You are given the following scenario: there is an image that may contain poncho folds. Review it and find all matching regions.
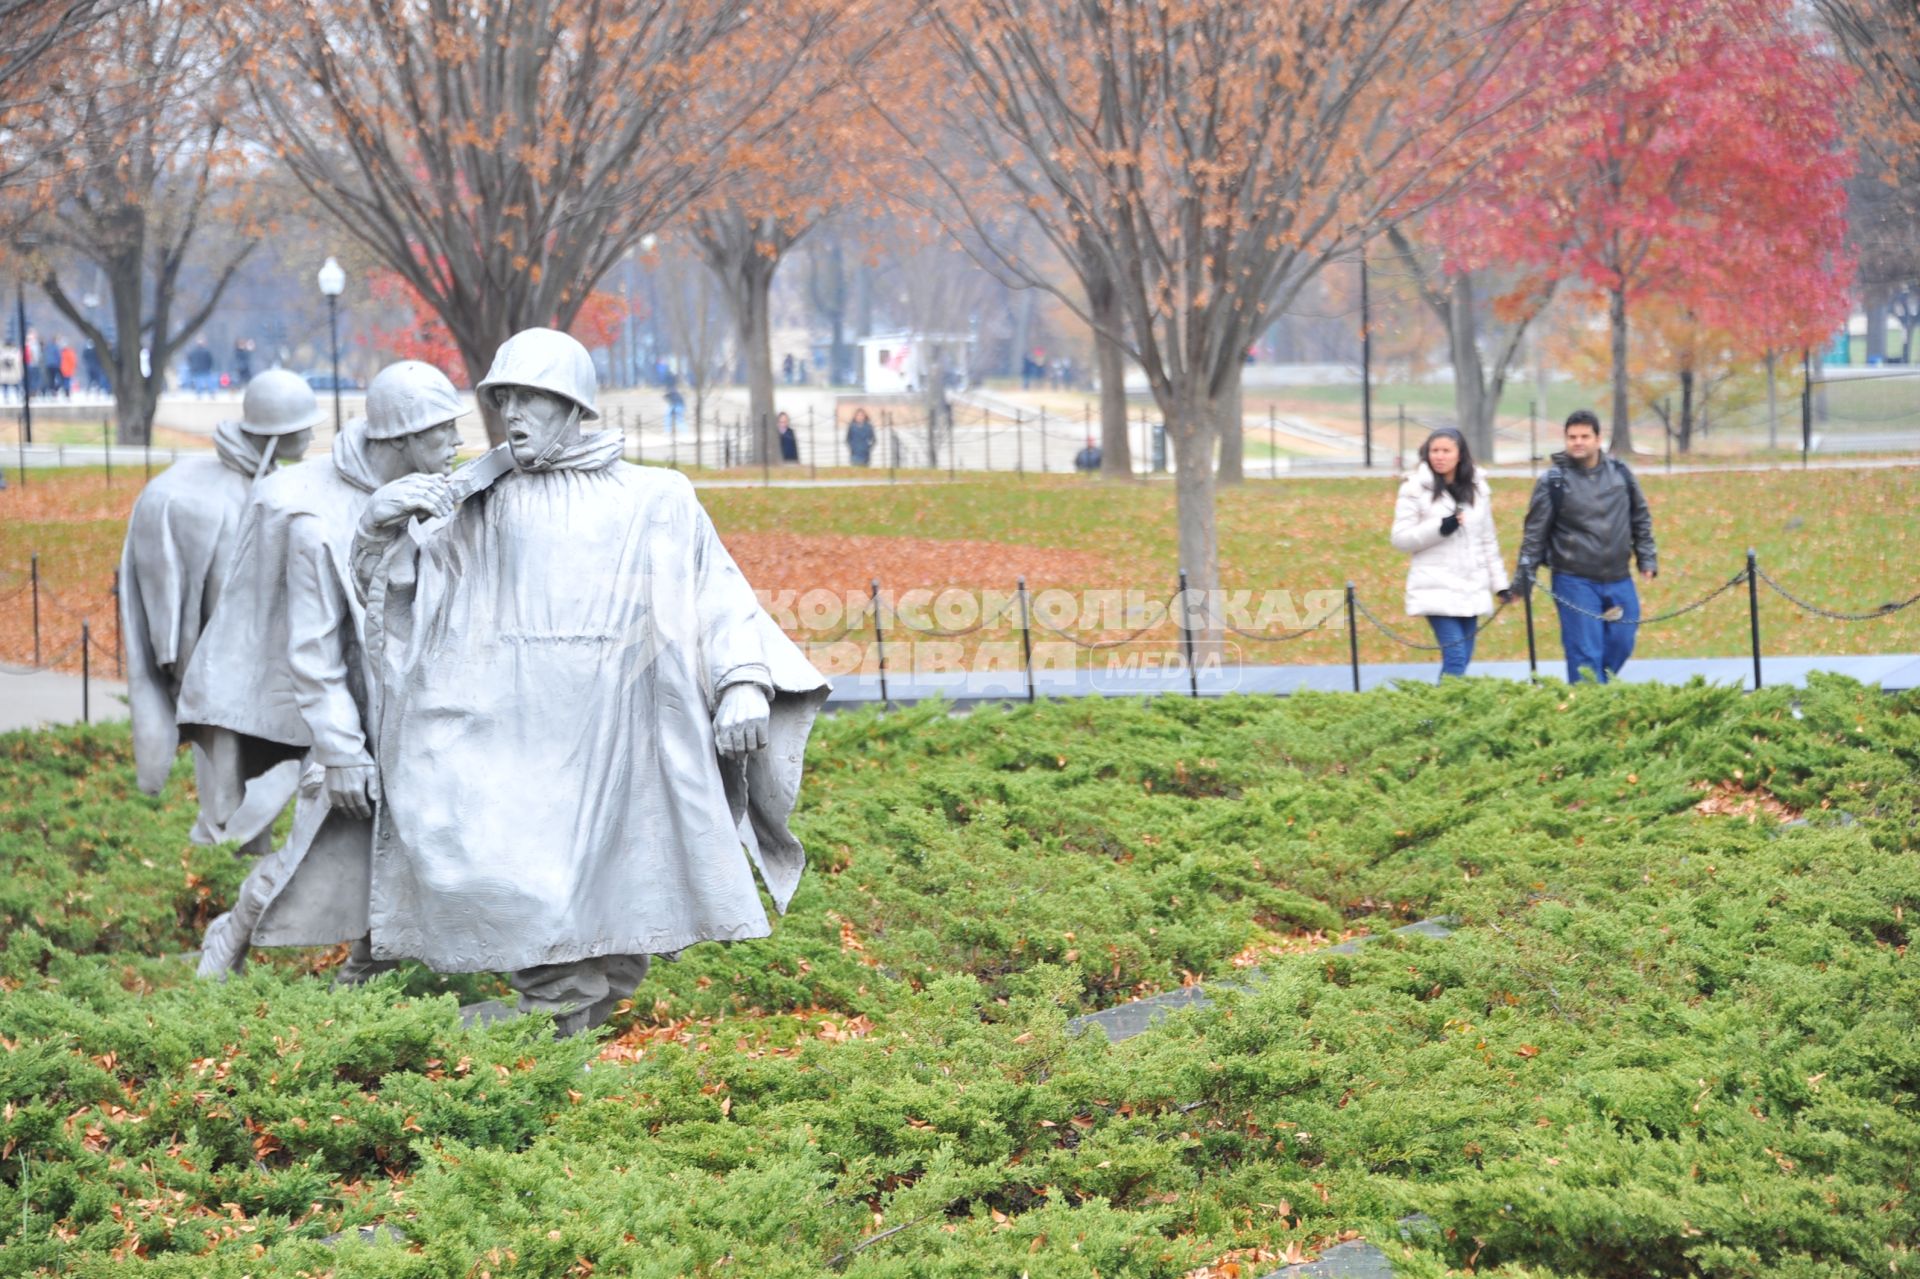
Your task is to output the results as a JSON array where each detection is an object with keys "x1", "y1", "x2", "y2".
[
  {"x1": 120, "y1": 420, "x2": 276, "y2": 796},
  {"x1": 349, "y1": 433, "x2": 829, "y2": 973},
  {"x1": 177, "y1": 419, "x2": 382, "y2": 765}
]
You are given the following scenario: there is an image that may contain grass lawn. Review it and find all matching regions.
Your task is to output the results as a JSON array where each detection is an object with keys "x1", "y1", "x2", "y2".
[
  {"x1": 1, "y1": 680, "x2": 1916, "y2": 1276},
  {"x1": 4, "y1": 465, "x2": 1917, "y2": 676}
]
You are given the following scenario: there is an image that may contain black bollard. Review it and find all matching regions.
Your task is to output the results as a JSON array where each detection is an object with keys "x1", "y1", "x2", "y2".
[
  {"x1": 1746, "y1": 548, "x2": 1762, "y2": 691},
  {"x1": 1017, "y1": 575, "x2": 1034, "y2": 703}
]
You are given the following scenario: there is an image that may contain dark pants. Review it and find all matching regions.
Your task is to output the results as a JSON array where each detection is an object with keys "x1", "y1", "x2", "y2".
[
  {"x1": 1426, "y1": 615, "x2": 1477, "y2": 678},
  {"x1": 1552, "y1": 572, "x2": 1639, "y2": 684}
]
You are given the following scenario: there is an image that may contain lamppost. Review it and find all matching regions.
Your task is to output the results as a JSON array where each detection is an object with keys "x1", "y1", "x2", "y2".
[{"x1": 316, "y1": 256, "x2": 346, "y2": 434}]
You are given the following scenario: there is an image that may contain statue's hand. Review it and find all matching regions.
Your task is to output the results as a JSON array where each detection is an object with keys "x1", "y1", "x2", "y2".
[
  {"x1": 325, "y1": 764, "x2": 381, "y2": 819},
  {"x1": 713, "y1": 684, "x2": 771, "y2": 758},
  {"x1": 365, "y1": 474, "x2": 454, "y2": 530}
]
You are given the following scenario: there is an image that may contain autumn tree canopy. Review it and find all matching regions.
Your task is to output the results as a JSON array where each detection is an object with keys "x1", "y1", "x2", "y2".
[
  {"x1": 6, "y1": 1, "x2": 266, "y2": 444},
  {"x1": 890, "y1": 0, "x2": 1549, "y2": 624},
  {"x1": 230, "y1": 0, "x2": 835, "y2": 443},
  {"x1": 1425, "y1": 0, "x2": 1852, "y2": 454}
]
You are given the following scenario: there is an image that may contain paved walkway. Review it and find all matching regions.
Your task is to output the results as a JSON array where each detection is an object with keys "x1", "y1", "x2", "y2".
[
  {"x1": 7, "y1": 654, "x2": 1915, "y2": 734},
  {"x1": 0, "y1": 664, "x2": 128, "y2": 731}
]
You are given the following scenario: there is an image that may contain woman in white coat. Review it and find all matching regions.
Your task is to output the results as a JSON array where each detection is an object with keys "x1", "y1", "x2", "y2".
[{"x1": 1390, "y1": 428, "x2": 1510, "y2": 678}]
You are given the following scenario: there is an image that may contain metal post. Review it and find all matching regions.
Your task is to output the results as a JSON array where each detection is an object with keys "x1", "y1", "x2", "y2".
[
  {"x1": 1269, "y1": 404, "x2": 1277, "y2": 480},
  {"x1": 1017, "y1": 575, "x2": 1034, "y2": 703},
  {"x1": 111, "y1": 567, "x2": 122, "y2": 677},
  {"x1": 1344, "y1": 582, "x2": 1360, "y2": 692},
  {"x1": 948, "y1": 406, "x2": 956, "y2": 482},
  {"x1": 1800, "y1": 349, "x2": 1812, "y2": 467},
  {"x1": 15, "y1": 277, "x2": 32, "y2": 446},
  {"x1": 870, "y1": 578, "x2": 889, "y2": 708},
  {"x1": 1360, "y1": 248, "x2": 1373, "y2": 468},
  {"x1": 888, "y1": 414, "x2": 897, "y2": 484},
  {"x1": 1016, "y1": 410, "x2": 1025, "y2": 477},
  {"x1": 81, "y1": 618, "x2": 90, "y2": 722},
  {"x1": 1177, "y1": 568, "x2": 1198, "y2": 699},
  {"x1": 31, "y1": 551, "x2": 41, "y2": 666},
  {"x1": 1529, "y1": 400, "x2": 1538, "y2": 477},
  {"x1": 102, "y1": 418, "x2": 110, "y2": 485},
  {"x1": 1664, "y1": 397, "x2": 1672, "y2": 473},
  {"x1": 1038, "y1": 409, "x2": 1048, "y2": 473},
  {"x1": 1523, "y1": 589, "x2": 1538, "y2": 679},
  {"x1": 1746, "y1": 548, "x2": 1762, "y2": 691},
  {"x1": 808, "y1": 406, "x2": 817, "y2": 480},
  {"x1": 762, "y1": 413, "x2": 770, "y2": 488},
  {"x1": 326, "y1": 293, "x2": 342, "y2": 437}
]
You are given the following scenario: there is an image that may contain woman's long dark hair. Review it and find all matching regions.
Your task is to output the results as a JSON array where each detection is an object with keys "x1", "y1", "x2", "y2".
[{"x1": 1419, "y1": 427, "x2": 1477, "y2": 506}]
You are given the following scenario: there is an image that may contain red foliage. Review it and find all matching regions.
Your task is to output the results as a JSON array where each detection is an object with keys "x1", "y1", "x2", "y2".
[
  {"x1": 360, "y1": 267, "x2": 639, "y2": 383},
  {"x1": 1426, "y1": 0, "x2": 1853, "y2": 354}
]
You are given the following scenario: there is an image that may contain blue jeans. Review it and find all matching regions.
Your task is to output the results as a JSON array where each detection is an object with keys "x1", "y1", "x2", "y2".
[
  {"x1": 1551, "y1": 572, "x2": 1639, "y2": 683},
  {"x1": 1427, "y1": 615, "x2": 1476, "y2": 678}
]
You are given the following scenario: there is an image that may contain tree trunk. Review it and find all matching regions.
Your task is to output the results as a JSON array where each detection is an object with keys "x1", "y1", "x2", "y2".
[
  {"x1": 1765, "y1": 350, "x2": 1778, "y2": 449},
  {"x1": 1214, "y1": 366, "x2": 1245, "y2": 485},
  {"x1": 1608, "y1": 286, "x2": 1634, "y2": 455},
  {"x1": 1169, "y1": 409, "x2": 1222, "y2": 655},
  {"x1": 1446, "y1": 274, "x2": 1494, "y2": 460},
  {"x1": 1676, "y1": 366, "x2": 1694, "y2": 453},
  {"x1": 1090, "y1": 285, "x2": 1132, "y2": 479},
  {"x1": 738, "y1": 265, "x2": 777, "y2": 464},
  {"x1": 1863, "y1": 283, "x2": 1889, "y2": 364}
]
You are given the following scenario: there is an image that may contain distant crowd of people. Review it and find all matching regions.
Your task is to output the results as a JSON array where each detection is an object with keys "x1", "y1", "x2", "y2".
[{"x1": 0, "y1": 329, "x2": 109, "y2": 401}]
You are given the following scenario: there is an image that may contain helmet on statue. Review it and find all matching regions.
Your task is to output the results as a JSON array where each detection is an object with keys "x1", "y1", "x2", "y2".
[
  {"x1": 474, "y1": 328, "x2": 599, "y2": 421},
  {"x1": 365, "y1": 360, "x2": 468, "y2": 440},
  {"x1": 239, "y1": 369, "x2": 324, "y2": 436}
]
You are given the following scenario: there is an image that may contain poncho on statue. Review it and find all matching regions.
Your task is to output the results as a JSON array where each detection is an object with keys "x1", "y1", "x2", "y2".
[{"x1": 352, "y1": 433, "x2": 828, "y2": 973}]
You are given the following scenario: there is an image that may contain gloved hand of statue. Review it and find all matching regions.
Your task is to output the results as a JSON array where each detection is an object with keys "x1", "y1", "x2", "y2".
[
  {"x1": 365, "y1": 473, "x2": 454, "y2": 530},
  {"x1": 714, "y1": 683, "x2": 771, "y2": 758},
  {"x1": 326, "y1": 763, "x2": 381, "y2": 819}
]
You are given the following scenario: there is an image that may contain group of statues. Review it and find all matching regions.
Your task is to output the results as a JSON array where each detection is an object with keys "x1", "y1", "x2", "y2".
[{"x1": 121, "y1": 329, "x2": 827, "y2": 1036}]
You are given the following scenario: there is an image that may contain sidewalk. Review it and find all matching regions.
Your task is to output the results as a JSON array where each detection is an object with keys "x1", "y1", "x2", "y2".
[
  {"x1": 0, "y1": 664, "x2": 128, "y2": 731},
  {"x1": 8, "y1": 655, "x2": 1914, "y2": 735}
]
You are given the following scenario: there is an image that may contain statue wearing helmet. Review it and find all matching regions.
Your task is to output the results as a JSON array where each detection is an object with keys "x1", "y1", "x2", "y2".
[
  {"x1": 180, "y1": 361, "x2": 469, "y2": 979},
  {"x1": 238, "y1": 327, "x2": 828, "y2": 1036},
  {"x1": 119, "y1": 368, "x2": 321, "y2": 854}
]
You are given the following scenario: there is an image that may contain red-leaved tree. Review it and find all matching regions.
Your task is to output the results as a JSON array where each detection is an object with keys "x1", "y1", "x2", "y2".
[{"x1": 1424, "y1": 0, "x2": 1853, "y2": 454}]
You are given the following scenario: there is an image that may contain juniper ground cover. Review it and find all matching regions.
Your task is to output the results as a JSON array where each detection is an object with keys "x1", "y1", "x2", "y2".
[{"x1": 2, "y1": 675, "x2": 1916, "y2": 1277}]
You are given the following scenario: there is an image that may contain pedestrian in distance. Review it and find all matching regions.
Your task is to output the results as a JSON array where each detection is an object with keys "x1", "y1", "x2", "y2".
[
  {"x1": 776, "y1": 410, "x2": 799, "y2": 463},
  {"x1": 1390, "y1": 427, "x2": 1509, "y2": 679},
  {"x1": 1510, "y1": 409, "x2": 1658, "y2": 684},
  {"x1": 846, "y1": 408, "x2": 876, "y2": 466}
]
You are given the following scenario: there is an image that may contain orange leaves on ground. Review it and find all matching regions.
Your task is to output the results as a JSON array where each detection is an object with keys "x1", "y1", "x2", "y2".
[
  {"x1": 1691, "y1": 779, "x2": 1802, "y2": 823},
  {"x1": 721, "y1": 531, "x2": 1113, "y2": 595}
]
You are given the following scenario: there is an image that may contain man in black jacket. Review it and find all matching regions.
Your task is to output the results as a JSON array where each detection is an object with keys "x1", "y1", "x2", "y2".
[{"x1": 1508, "y1": 410, "x2": 1658, "y2": 683}]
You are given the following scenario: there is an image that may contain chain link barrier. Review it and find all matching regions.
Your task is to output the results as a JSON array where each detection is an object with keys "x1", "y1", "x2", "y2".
[
  {"x1": 883, "y1": 594, "x2": 1022, "y2": 639},
  {"x1": 1223, "y1": 618, "x2": 1328, "y2": 644},
  {"x1": 1539, "y1": 569, "x2": 1749, "y2": 626},
  {"x1": 0, "y1": 635, "x2": 84, "y2": 674},
  {"x1": 1754, "y1": 565, "x2": 1920, "y2": 622},
  {"x1": 1350, "y1": 593, "x2": 1511, "y2": 651},
  {"x1": 1029, "y1": 593, "x2": 1177, "y2": 650}
]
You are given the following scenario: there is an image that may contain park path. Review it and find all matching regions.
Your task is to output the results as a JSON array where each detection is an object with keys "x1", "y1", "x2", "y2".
[{"x1": 10, "y1": 653, "x2": 1916, "y2": 735}]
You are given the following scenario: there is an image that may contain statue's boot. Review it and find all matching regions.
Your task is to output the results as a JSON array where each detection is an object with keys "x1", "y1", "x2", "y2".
[{"x1": 197, "y1": 911, "x2": 251, "y2": 980}]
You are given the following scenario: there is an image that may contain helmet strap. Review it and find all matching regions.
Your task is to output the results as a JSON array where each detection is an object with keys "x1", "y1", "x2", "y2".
[{"x1": 252, "y1": 434, "x2": 278, "y2": 481}]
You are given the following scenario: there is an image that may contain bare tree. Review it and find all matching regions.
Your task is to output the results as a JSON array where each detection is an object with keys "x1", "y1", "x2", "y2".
[
  {"x1": 236, "y1": 0, "x2": 826, "y2": 443},
  {"x1": 891, "y1": 0, "x2": 1539, "y2": 627},
  {"x1": 13, "y1": 3, "x2": 261, "y2": 443},
  {"x1": 1385, "y1": 228, "x2": 1556, "y2": 458},
  {"x1": 650, "y1": 245, "x2": 735, "y2": 467}
]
